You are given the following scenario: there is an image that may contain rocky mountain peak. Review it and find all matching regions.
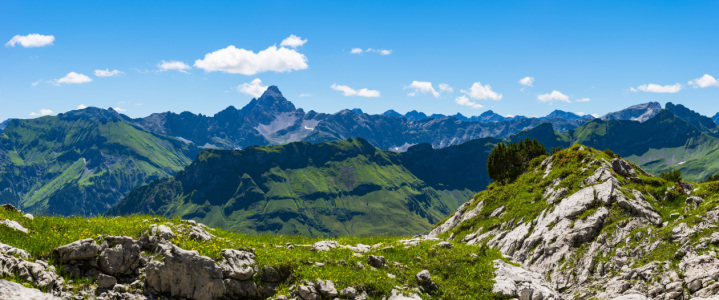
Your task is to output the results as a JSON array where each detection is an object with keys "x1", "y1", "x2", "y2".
[
  {"x1": 239, "y1": 86, "x2": 297, "y2": 125},
  {"x1": 430, "y1": 145, "x2": 719, "y2": 299},
  {"x1": 601, "y1": 102, "x2": 662, "y2": 122}
]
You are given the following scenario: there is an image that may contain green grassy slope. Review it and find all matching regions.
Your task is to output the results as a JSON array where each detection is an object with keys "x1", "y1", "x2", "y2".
[
  {"x1": 0, "y1": 108, "x2": 199, "y2": 215},
  {"x1": 0, "y1": 208, "x2": 504, "y2": 299},
  {"x1": 108, "y1": 137, "x2": 498, "y2": 236}
]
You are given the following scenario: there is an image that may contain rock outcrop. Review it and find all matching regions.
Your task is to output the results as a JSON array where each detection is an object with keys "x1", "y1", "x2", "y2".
[{"x1": 433, "y1": 147, "x2": 719, "y2": 299}]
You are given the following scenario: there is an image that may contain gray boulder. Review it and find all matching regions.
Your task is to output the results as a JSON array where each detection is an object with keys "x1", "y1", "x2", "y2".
[
  {"x1": 611, "y1": 158, "x2": 638, "y2": 178},
  {"x1": 0, "y1": 279, "x2": 60, "y2": 300},
  {"x1": 0, "y1": 242, "x2": 30, "y2": 259},
  {"x1": 316, "y1": 279, "x2": 338, "y2": 298},
  {"x1": 96, "y1": 273, "x2": 117, "y2": 289},
  {"x1": 0, "y1": 254, "x2": 63, "y2": 291},
  {"x1": 0, "y1": 220, "x2": 28, "y2": 233},
  {"x1": 55, "y1": 238, "x2": 100, "y2": 263},
  {"x1": 492, "y1": 259, "x2": 558, "y2": 300},
  {"x1": 145, "y1": 244, "x2": 226, "y2": 300},
  {"x1": 218, "y1": 249, "x2": 255, "y2": 280},
  {"x1": 98, "y1": 236, "x2": 144, "y2": 276},
  {"x1": 150, "y1": 224, "x2": 175, "y2": 240},
  {"x1": 367, "y1": 255, "x2": 386, "y2": 268}
]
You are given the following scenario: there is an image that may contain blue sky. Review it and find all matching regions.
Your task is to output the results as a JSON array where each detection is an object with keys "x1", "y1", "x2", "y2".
[{"x1": 1, "y1": 1, "x2": 718, "y2": 121}]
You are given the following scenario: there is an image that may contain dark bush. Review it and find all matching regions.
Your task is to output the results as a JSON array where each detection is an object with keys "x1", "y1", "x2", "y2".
[
  {"x1": 603, "y1": 148, "x2": 614, "y2": 157},
  {"x1": 659, "y1": 169, "x2": 682, "y2": 183},
  {"x1": 487, "y1": 137, "x2": 546, "y2": 184}
]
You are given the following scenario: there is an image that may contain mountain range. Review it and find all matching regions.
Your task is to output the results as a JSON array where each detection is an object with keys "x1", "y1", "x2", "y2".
[
  {"x1": 1, "y1": 85, "x2": 719, "y2": 222},
  {"x1": 107, "y1": 137, "x2": 499, "y2": 236}
]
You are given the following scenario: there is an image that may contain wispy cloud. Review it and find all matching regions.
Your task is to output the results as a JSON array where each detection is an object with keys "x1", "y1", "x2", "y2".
[
  {"x1": 54, "y1": 72, "x2": 92, "y2": 85},
  {"x1": 406, "y1": 81, "x2": 449, "y2": 98},
  {"x1": 519, "y1": 76, "x2": 534, "y2": 87},
  {"x1": 158, "y1": 60, "x2": 191, "y2": 74},
  {"x1": 6, "y1": 34, "x2": 55, "y2": 47},
  {"x1": 454, "y1": 96, "x2": 483, "y2": 109},
  {"x1": 349, "y1": 48, "x2": 392, "y2": 55},
  {"x1": 630, "y1": 83, "x2": 682, "y2": 93},
  {"x1": 237, "y1": 78, "x2": 268, "y2": 98},
  {"x1": 537, "y1": 90, "x2": 570, "y2": 103},
  {"x1": 94, "y1": 69, "x2": 124, "y2": 77},
  {"x1": 279, "y1": 35, "x2": 307, "y2": 48},
  {"x1": 575, "y1": 97, "x2": 591, "y2": 102},
  {"x1": 331, "y1": 84, "x2": 380, "y2": 97},
  {"x1": 30, "y1": 109, "x2": 54, "y2": 116},
  {"x1": 77, "y1": 104, "x2": 88, "y2": 109}
]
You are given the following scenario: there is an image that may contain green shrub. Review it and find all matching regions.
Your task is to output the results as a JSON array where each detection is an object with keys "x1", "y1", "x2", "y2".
[
  {"x1": 603, "y1": 148, "x2": 614, "y2": 157},
  {"x1": 487, "y1": 137, "x2": 546, "y2": 184},
  {"x1": 703, "y1": 174, "x2": 719, "y2": 183},
  {"x1": 659, "y1": 169, "x2": 682, "y2": 183}
]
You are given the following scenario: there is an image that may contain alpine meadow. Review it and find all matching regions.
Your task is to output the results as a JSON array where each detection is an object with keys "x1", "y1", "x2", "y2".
[{"x1": 1, "y1": 1, "x2": 719, "y2": 299}]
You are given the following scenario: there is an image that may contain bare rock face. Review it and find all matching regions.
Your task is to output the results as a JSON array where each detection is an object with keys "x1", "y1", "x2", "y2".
[
  {"x1": 492, "y1": 260, "x2": 558, "y2": 300},
  {"x1": 218, "y1": 249, "x2": 255, "y2": 280},
  {"x1": 0, "y1": 242, "x2": 30, "y2": 259},
  {"x1": 55, "y1": 238, "x2": 100, "y2": 263},
  {"x1": 0, "y1": 219, "x2": 28, "y2": 233},
  {"x1": 98, "y1": 236, "x2": 145, "y2": 276},
  {"x1": 611, "y1": 158, "x2": 638, "y2": 178},
  {"x1": 0, "y1": 254, "x2": 63, "y2": 291},
  {"x1": 145, "y1": 244, "x2": 226, "y2": 300},
  {"x1": 0, "y1": 279, "x2": 60, "y2": 300}
]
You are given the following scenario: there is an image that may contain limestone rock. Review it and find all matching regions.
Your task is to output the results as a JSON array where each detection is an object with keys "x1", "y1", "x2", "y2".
[
  {"x1": 96, "y1": 273, "x2": 117, "y2": 289},
  {"x1": 611, "y1": 158, "x2": 638, "y2": 178},
  {"x1": 145, "y1": 244, "x2": 226, "y2": 300},
  {"x1": 0, "y1": 219, "x2": 28, "y2": 233},
  {"x1": 491, "y1": 259, "x2": 559, "y2": 300},
  {"x1": 0, "y1": 242, "x2": 30, "y2": 259},
  {"x1": 367, "y1": 255, "x2": 386, "y2": 268},
  {"x1": 218, "y1": 249, "x2": 255, "y2": 280},
  {"x1": 316, "y1": 279, "x2": 338, "y2": 298},
  {"x1": 387, "y1": 288, "x2": 422, "y2": 300},
  {"x1": 150, "y1": 224, "x2": 175, "y2": 240},
  {"x1": 0, "y1": 279, "x2": 60, "y2": 300},
  {"x1": 23, "y1": 214, "x2": 33, "y2": 220},
  {"x1": 312, "y1": 240, "x2": 339, "y2": 251},
  {"x1": 0, "y1": 254, "x2": 63, "y2": 291},
  {"x1": 55, "y1": 238, "x2": 100, "y2": 263},
  {"x1": 98, "y1": 236, "x2": 144, "y2": 276}
]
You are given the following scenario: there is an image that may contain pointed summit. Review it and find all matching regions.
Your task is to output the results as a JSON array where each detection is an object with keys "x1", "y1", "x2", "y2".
[
  {"x1": 240, "y1": 86, "x2": 297, "y2": 125},
  {"x1": 259, "y1": 85, "x2": 284, "y2": 99}
]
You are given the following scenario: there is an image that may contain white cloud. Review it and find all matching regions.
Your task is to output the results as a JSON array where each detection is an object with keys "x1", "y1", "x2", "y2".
[
  {"x1": 194, "y1": 45, "x2": 308, "y2": 75},
  {"x1": 299, "y1": 93, "x2": 311, "y2": 97},
  {"x1": 29, "y1": 109, "x2": 54, "y2": 116},
  {"x1": 438, "y1": 83, "x2": 453, "y2": 93},
  {"x1": 461, "y1": 82, "x2": 502, "y2": 100},
  {"x1": 77, "y1": 104, "x2": 88, "y2": 109},
  {"x1": 31, "y1": 80, "x2": 41, "y2": 86},
  {"x1": 630, "y1": 83, "x2": 682, "y2": 93},
  {"x1": 94, "y1": 69, "x2": 124, "y2": 77},
  {"x1": 406, "y1": 81, "x2": 440, "y2": 98},
  {"x1": 351, "y1": 48, "x2": 392, "y2": 55},
  {"x1": 331, "y1": 84, "x2": 380, "y2": 97},
  {"x1": 576, "y1": 97, "x2": 591, "y2": 102},
  {"x1": 689, "y1": 74, "x2": 719, "y2": 88},
  {"x1": 454, "y1": 96, "x2": 483, "y2": 109},
  {"x1": 591, "y1": 113, "x2": 599, "y2": 118},
  {"x1": 237, "y1": 78, "x2": 268, "y2": 98},
  {"x1": 6, "y1": 34, "x2": 55, "y2": 47},
  {"x1": 537, "y1": 90, "x2": 570, "y2": 103},
  {"x1": 280, "y1": 35, "x2": 307, "y2": 48},
  {"x1": 519, "y1": 76, "x2": 535, "y2": 87},
  {"x1": 113, "y1": 107, "x2": 127, "y2": 112},
  {"x1": 55, "y1": 72, "x2": 92, "y2": 85},
  {"x1": 158, "y1": 60, "x2": 191, "y2": 74}
]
